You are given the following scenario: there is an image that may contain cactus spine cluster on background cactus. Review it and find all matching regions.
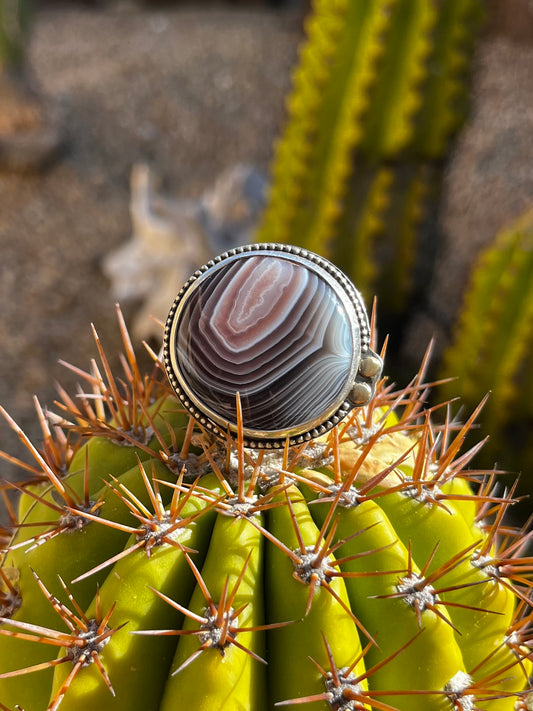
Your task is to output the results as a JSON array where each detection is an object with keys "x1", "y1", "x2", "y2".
[
  {"x1": 0, "y1": 307, "x2": 532, "y2": 710},
  {"x1": 256, "y1": 0, "x2": 484, "y2": 316}
]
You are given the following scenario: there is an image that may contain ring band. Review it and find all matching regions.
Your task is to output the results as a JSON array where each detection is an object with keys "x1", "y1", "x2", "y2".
[{"x1": 163, "y1": 243, "x2": 383, "y2": 449}]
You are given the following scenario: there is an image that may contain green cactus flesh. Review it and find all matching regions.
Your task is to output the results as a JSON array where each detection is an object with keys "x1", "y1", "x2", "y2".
[{"x1": 1, "y1": 312, "x2": 532, "y2": 711}]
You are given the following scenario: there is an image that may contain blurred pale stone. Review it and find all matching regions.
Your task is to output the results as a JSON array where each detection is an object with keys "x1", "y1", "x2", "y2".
[{"x1": 102, "y1": 163, "x2": 267, "y2": 341}]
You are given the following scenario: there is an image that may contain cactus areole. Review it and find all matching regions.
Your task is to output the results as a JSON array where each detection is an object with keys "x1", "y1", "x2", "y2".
[{"x1": 0, "y1": 244, "x2": 532, "y2": 711}]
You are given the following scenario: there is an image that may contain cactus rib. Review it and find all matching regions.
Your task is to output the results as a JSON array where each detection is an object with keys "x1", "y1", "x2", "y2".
[{"x1": 0, "y1": 309, "x2": 531, "y2": 710}]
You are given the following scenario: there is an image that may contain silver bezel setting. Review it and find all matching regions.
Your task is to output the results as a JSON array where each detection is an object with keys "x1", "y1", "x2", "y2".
[{"x1": 163, "y1": 243, "x2": 382, "y2": 449}]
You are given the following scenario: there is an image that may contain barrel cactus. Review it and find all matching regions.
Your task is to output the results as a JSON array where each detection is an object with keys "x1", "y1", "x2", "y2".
[{"x1": 1, "y1": 244, "x2": 532, "y2": 711}]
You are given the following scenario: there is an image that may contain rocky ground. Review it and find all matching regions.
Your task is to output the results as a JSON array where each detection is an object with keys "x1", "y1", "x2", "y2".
[
  {"x1": 1, "y1": 2, "x2": 533, "y2": 522},
  {"x1": 0, "y1": 3, "x2": 301, "y2": 497}
]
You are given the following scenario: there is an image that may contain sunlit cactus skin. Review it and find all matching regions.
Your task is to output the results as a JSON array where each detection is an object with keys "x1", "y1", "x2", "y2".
[
  {"x1": 256, "y1": 0, "x2": 484, "y2": 311},
  {"x1": 0, "y1": 311, "x2": 532, "y2": 711}
]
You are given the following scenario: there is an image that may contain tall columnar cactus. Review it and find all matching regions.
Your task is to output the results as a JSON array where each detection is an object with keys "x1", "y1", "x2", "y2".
[
  {"x1": 256, "y1": 0, "x2": 484, "y2": 312},
  {"x1": 440, "y1": 209, "x2": 533, "y2": 468},
  {"x1": 0, "y1": 306, "x2": 532, "y2": 710}
]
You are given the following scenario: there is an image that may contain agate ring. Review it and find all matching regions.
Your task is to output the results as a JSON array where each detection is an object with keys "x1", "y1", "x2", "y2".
[{"x1": 163, "y1": 243, "x2": 383, "y2": 449}]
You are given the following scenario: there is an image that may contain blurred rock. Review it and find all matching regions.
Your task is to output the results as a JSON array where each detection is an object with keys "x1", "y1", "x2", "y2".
[
  {"x1": 102, "y1": 163, "x2": 267, "y2": 341},
  {"x1": 0, "y1": 69, "x2": 64, "y2": 172}
]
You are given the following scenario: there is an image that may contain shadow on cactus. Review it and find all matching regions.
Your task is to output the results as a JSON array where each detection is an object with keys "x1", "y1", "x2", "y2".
[
  {"x1": 256, "y1": 0, "x2": 485, "y2": 343},
  {"x1": 1, "y1": 294, "x2": 532, "y2": 708}
]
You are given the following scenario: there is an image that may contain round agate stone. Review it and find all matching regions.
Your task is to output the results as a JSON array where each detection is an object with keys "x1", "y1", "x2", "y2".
[{"x1": 164, "y1": 245, "x2": 373, "y2": 446}]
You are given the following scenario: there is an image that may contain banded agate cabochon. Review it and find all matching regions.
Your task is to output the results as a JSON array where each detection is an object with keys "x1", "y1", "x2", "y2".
[{"x1": 168, "y1": 250, "x2": 361, "y2": 437}]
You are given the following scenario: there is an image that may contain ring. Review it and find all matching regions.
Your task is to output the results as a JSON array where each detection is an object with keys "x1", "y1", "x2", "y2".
[{"x1": 163, "y1": 243, "x2": 383, "y2": 449}]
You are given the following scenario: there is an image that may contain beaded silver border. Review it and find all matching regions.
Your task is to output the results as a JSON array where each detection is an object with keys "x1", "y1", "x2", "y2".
[{"x1": 163, "y1": 243, "x2": 382, "y2": 449}]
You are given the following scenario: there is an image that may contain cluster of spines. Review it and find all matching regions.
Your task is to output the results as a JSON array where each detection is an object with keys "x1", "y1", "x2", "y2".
[
  {"x1": 440, "y1": 209, "x2": 533, "y2": 454},
  {"x1": 0, "y1": 311, "x2": 532, "y2": 710},
  {"x1": 256, "y1": 0, "x2": 484, "y2": 309}
]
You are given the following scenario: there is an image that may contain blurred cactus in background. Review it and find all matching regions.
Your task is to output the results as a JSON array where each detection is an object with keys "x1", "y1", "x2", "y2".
[
  {"x1": 256, "y1": 0, "x2": 484, "y2": 340},
  {"x1": 0, "y1": 0, "x2": 34, "y2": 70},
  {"x1": 440, "y1": 209, "x2": 533, "y2": 480}
]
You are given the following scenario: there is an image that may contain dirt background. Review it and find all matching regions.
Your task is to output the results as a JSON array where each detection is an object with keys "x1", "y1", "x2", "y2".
[
  {"x1": 1, "y1": 1, "x2": 533, "y2": 515},
  {"x1": 0, "y1": 2, "x2": 302, "y2": 492}
]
